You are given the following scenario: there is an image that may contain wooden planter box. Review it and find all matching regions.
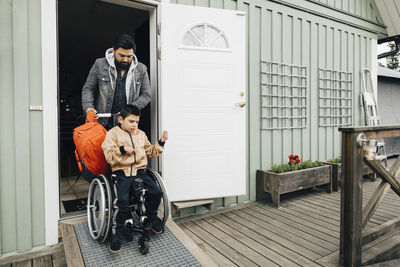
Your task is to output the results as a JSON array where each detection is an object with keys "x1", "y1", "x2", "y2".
[
  {"x1": 256, "y1": 165, "x2": 332, "y2": 208},
  {"x1": 324, "y1": 161, "x2": 375, "y2": 192}
]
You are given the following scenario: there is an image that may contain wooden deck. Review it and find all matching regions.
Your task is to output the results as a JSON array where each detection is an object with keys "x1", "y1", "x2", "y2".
[
  {"x1": 177, "y1": 178, "x2": 400, "y2": 266},
  {"x1": 0, "y1": 244, "x2": 66, "y2": 267}
]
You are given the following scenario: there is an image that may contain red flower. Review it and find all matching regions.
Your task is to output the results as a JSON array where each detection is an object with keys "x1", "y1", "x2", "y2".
[
  {"x1": 289, "y1": 154, "x2": 294, "y2": 159},
  {"x1": 294, "y1": 155, "x2": 301, "y2": 164}
]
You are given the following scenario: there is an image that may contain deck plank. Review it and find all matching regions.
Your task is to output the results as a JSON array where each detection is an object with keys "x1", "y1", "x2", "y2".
[
  {"x1": 13, "y1": 261, "x2": 31, "y2": 267},
  {"x1": 194, "y1": 219, "x2": 279, "y2": 266},
  {"x1": 226, "y1": 211, "x2": 322, "y2": 260},
  {"x1": 237, "y1": 208, "x2": 337, "y2": 252},
  {"x1": 216, "y1": 213, "x2": 322, "y2": 267},
  {"x1": 181, "y1": 221, "x2": 258, "y2": 267},
  {"x1": 205, "y1": 215, "x2": 301, "y2": 267},
  {"x1": 32, "y1": 256, "x2": 52, "y2": 267},
  {"x1": 251, "y1": 204, "x2": 339, "y2": 239},
  {"x1": 180, "y1": 224, "x2": 236, "y2": 267},
  {"x1": 177, "y1": 176, "x2": 400, "y2": 266}
]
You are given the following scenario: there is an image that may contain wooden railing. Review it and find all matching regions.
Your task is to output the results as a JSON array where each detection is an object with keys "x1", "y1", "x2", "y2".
[{"x1": 339, "y1": 125, "x2": 400, "y2": 267}]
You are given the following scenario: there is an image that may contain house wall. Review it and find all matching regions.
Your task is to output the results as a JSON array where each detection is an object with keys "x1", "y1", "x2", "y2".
[
  {"x1": 0, "y1": 0, "x2": 387, "y2": 256},
  {"x1": 0, "y1": 0, "x2": 45, "y2": 257},
  {"x1": 170, "y1": 0, "x2": 385, "y2": 219}
]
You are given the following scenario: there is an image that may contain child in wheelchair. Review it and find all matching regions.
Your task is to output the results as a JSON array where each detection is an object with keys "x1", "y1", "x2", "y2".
[{"x1": 101, "y1": 104, "x2": 168, "y2": 253}]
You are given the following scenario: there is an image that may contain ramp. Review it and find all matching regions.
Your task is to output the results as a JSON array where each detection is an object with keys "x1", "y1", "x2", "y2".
[{"x1": 61, "y1": 217, "x2": 216, "y2": 267}]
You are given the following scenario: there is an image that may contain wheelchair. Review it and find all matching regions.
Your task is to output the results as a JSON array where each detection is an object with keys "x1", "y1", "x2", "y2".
[{"x1": 87, "y1": 168, "x2": 170, "y2": 254}]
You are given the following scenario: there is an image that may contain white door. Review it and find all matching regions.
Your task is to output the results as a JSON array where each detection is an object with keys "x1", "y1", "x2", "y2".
[{"x1": 159, "y1": 3, "x2": 246, "y2": 202}]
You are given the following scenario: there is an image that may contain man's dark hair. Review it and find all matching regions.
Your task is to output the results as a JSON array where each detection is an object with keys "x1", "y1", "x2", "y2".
[
  {"x1": 113, "y1": 34, "x2": 136, "y2": 51},
  {"x1": 120, "y1": 104, "x2": 141, "y2": 119}
]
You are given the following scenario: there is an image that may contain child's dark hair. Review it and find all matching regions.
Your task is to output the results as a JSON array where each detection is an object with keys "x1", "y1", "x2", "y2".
[{"x1": 119, "y1": 104, "x2": 141, "y2": 119}]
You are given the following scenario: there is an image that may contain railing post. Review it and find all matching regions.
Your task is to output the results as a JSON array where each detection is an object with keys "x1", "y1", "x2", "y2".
[{"x1": 340, "y1": 131, "x2": 363, "y2": 267}]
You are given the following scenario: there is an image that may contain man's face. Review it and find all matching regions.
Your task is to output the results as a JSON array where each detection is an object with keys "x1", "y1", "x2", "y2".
[
  {"x1": 118, "y1": 114, "x2": 139, "y2": 133},
  {"x1": 113, "y1": 47, "x2": 134, "y2": 70}
]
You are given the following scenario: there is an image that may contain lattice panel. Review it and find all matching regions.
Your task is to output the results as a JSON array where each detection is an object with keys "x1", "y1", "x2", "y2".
[
  {"x1": 318, "y1": 68, "x2": 353, "y2": 127},
  {"x1": 261, "y1": 61, "x2": 307, "y2": 130}
]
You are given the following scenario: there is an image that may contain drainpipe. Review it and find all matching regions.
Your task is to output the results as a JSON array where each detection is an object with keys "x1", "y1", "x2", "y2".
[{"x1": 378, "y1": 35, "x2": 400, "y2": 59}]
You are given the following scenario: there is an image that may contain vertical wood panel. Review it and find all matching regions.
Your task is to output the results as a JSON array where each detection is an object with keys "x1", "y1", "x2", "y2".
[
  {"x1": 333, "y1": 28, "x2": 341, "y2": 158},
  {"x1": 292, "y1": 17, "x2": 302, "y2": 157},
  {"x1": 262, "y1": 9, "x2": 273, "y2": 169},
  {"x1": 282, "y1": 14, "x2": 293, "y2": 161},
  {"x1": 272, "y1": 11, "x2": 282, "y2": 164},
  {"x1": 0, "y1": 0, "x2": 17, "y2": 256},
  {"x1": 301, "y1": 19, "x2": 311, "y2": 160},
  {"x1": 326, "y1": 26, "x2": 333, "y2": 160},
  {"x1": 310, "y1": 22, "x2": 319, "y2": 161},
  {"x1": 209, "y1": 0, "x2": 223, "y2": 9},
  {"x1": 28, "y1": 0, "x2": 45, "y2": 247},
  {"x1": 245, "y1": 4, "x2": 261, "y2": 202},
  {"x1": 13, "y1": 0, "x2": 32, "y2": 253},
  {"x1": 318, "y1": 25, "x2": 326, "y2": 160},
  {"x1": 353, "y1": 34, "x2": 360, "y2": 126}
]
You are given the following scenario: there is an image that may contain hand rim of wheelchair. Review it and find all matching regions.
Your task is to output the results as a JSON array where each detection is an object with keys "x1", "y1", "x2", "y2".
[
  {"x1": 87, "y1": 175, "x2": 112, "y2": 243},
  {"x1": 87, "y1": 168, "x2": 170, "y2": 243},
  {"x1": 146, "y1": 168, "x2": 170, "y2": 226}
]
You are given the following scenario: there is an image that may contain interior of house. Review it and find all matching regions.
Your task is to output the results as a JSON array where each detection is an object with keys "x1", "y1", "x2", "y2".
[{"x1": 58, "y1": 0, "x2": 151, "y2": 217}]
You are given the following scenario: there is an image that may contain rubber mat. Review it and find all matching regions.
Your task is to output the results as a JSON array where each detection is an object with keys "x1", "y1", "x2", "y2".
[{"x1": 74, "y1": 222, "x2": 201, "y2": 267}]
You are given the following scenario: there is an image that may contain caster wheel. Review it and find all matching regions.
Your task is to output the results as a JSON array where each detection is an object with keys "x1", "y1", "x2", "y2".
[{"x1": 138, "y1": 238, "x2": 149, "y2": 255}]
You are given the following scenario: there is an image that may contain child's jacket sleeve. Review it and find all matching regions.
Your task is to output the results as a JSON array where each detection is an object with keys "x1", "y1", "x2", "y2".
[
  {"x1": 102, "y1": 130, "x2": 125, "y2": 166},
  {"x1": 144, "y1": 133, "x2": 164, "y2": 158}
]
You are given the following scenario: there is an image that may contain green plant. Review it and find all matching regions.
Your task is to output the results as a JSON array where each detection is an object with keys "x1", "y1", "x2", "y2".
[
  {"x1": 328, "y1": 157, "x2": 341, "y2": 164},
  {"x1": 270, "y1": 159, "x2": 324, "y2": 173}
]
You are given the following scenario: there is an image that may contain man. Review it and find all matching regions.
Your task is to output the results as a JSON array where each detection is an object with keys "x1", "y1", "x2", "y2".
[{"x1": 82, "y1": 34, "x2": 151, "y2": 129}]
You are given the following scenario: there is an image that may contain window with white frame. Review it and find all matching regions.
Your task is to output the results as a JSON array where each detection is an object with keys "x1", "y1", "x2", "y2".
[{"x1": 182, "y1": 23, "x2": 229, "y2": 50}]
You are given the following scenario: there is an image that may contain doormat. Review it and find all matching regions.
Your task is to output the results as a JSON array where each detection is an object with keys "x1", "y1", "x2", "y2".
[
  {"x1": 62, "y1": 198, "x2": 87, "y2": 213},
  {"x1": 74, "y1": 222, "x2": 201, "y2": 267}
]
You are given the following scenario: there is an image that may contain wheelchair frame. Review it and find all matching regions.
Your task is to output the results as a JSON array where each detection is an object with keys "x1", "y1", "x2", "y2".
[{"x1": 87, "y1": 168, "x2": 170, "y2": 254}]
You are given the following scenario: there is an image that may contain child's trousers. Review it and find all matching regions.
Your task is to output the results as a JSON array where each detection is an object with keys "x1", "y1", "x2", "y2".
[{"x1": 111, "y1": 169, "x2": 163, "y2": 236}]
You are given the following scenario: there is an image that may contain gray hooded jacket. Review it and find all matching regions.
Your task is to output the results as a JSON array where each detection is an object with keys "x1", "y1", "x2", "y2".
[{"x1": 82, "y1": 48, "x2": 151, "y2": 126}]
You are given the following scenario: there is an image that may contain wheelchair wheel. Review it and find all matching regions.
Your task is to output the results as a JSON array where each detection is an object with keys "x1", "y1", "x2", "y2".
[
  {"x1": 138, "y1": 237, "x2": 149, "y2": 255},
  {"x1": 87, "y1": 175, "x2": 112, "y2": 243},
  {"x1": 146, "y1": 169, "x2": 170, "y2": 226}
]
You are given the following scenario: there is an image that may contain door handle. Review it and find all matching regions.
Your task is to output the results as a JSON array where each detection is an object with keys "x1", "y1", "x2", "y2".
[{"x1": 235, "y1": 102, "x2": 246, "y2": 108}]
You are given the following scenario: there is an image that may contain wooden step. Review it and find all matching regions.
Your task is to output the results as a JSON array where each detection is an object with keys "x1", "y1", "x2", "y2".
[{"x1": 172, "y1": 199, "x2": 214, "y2": 215}]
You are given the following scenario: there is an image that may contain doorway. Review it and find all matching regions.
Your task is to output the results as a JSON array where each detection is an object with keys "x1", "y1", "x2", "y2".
[{"x1": 57, "y1": 0, "x2": 155, "y2": 217}]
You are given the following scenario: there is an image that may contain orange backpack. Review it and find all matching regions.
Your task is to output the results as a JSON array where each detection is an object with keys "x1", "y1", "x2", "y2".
[{"x1": 73, "y1": 111, "x2": 110, "y2": 176}]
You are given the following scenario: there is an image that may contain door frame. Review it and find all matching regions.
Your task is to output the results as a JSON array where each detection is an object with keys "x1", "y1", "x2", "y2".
[{"x1": 41, "y1": 0, "x2": 160, "y2": 246}]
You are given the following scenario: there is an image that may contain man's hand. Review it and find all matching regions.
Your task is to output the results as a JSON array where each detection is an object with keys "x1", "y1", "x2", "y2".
[
  {"x1": 161, "y1": 131, "x2": 168, "y2": 142},
  {"x1": 86, "y1": 108, "x2": 99, "y2": 119},
  {"x1": 124, "y1": 146, "x2": 135, "y2": 155}
]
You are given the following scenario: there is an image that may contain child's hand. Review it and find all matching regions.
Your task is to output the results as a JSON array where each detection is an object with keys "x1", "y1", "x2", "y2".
[
  {"x1": 161, "y1": 131, "x2": 168, "y2": 142},
  {"x1": 124, "y1": 146, "x2": 135, "y2": 155}
]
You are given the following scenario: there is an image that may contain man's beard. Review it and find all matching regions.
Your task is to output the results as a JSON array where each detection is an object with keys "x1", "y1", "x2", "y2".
[{"x1": 114, "y1": 59, "x2": 131, "y2": 70}]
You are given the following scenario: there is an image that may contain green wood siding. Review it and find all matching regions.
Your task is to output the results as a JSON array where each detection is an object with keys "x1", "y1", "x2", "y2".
[
  {"x1": 0, "y1": 0, "x2": 45, "y2": 256},
  {"x1": 171, "y1": 0, "x2": 382, "y2": 219},
  {"x1": 310, "y1": 0, "x2": 384, "y2": 23}
]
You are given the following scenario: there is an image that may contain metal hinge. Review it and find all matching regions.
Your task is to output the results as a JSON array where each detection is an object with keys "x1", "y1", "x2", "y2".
[
  {"x1": 157, "y1": 23, "x2": 161, "y2": 35},
  {"x1": 158, "y1": 47, "x2": 161, "y2": 60}
]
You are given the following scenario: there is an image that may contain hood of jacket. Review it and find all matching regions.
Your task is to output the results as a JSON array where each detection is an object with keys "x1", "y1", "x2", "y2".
[{"x1": 105, "y1": 48, "x2": 138, "y2": 72}]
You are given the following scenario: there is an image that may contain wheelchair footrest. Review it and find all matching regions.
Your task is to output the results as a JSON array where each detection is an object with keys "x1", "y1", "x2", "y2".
[{"x1": 171, "y1": 199, "x2": 214, "y2": 215}]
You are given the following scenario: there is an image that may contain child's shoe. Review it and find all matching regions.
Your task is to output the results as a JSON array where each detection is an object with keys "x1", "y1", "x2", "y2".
[
  {"x1": 151, "y1": 218, "x2": 163, "y2": 234},
  {"x1": 109, "y1": 235, "x2": 122, "y2": 253}
]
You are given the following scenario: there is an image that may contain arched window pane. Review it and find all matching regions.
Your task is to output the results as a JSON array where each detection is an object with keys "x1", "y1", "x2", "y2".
[
  {"x1": 183, "y1": 32, "x2": 201, "y2": 46},
  {"x1": 191, "y1": 25, "x2": 205, "y2": 43},
  {"x1": 212, "y1": 36, "x2": 228, "y2": 48},
  {"x1": 182, "y1": 23, "x2": 229, "y2": 49}
]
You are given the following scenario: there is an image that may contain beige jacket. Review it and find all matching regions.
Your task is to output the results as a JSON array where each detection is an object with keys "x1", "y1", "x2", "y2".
[{"x1": 102, "y1": 125, "x2": 164, "y2": 176}]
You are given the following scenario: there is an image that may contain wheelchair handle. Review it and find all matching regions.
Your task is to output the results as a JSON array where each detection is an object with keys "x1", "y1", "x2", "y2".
[{"x1": 97, "y1": 113, "x2": 112, "y2": 118}]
